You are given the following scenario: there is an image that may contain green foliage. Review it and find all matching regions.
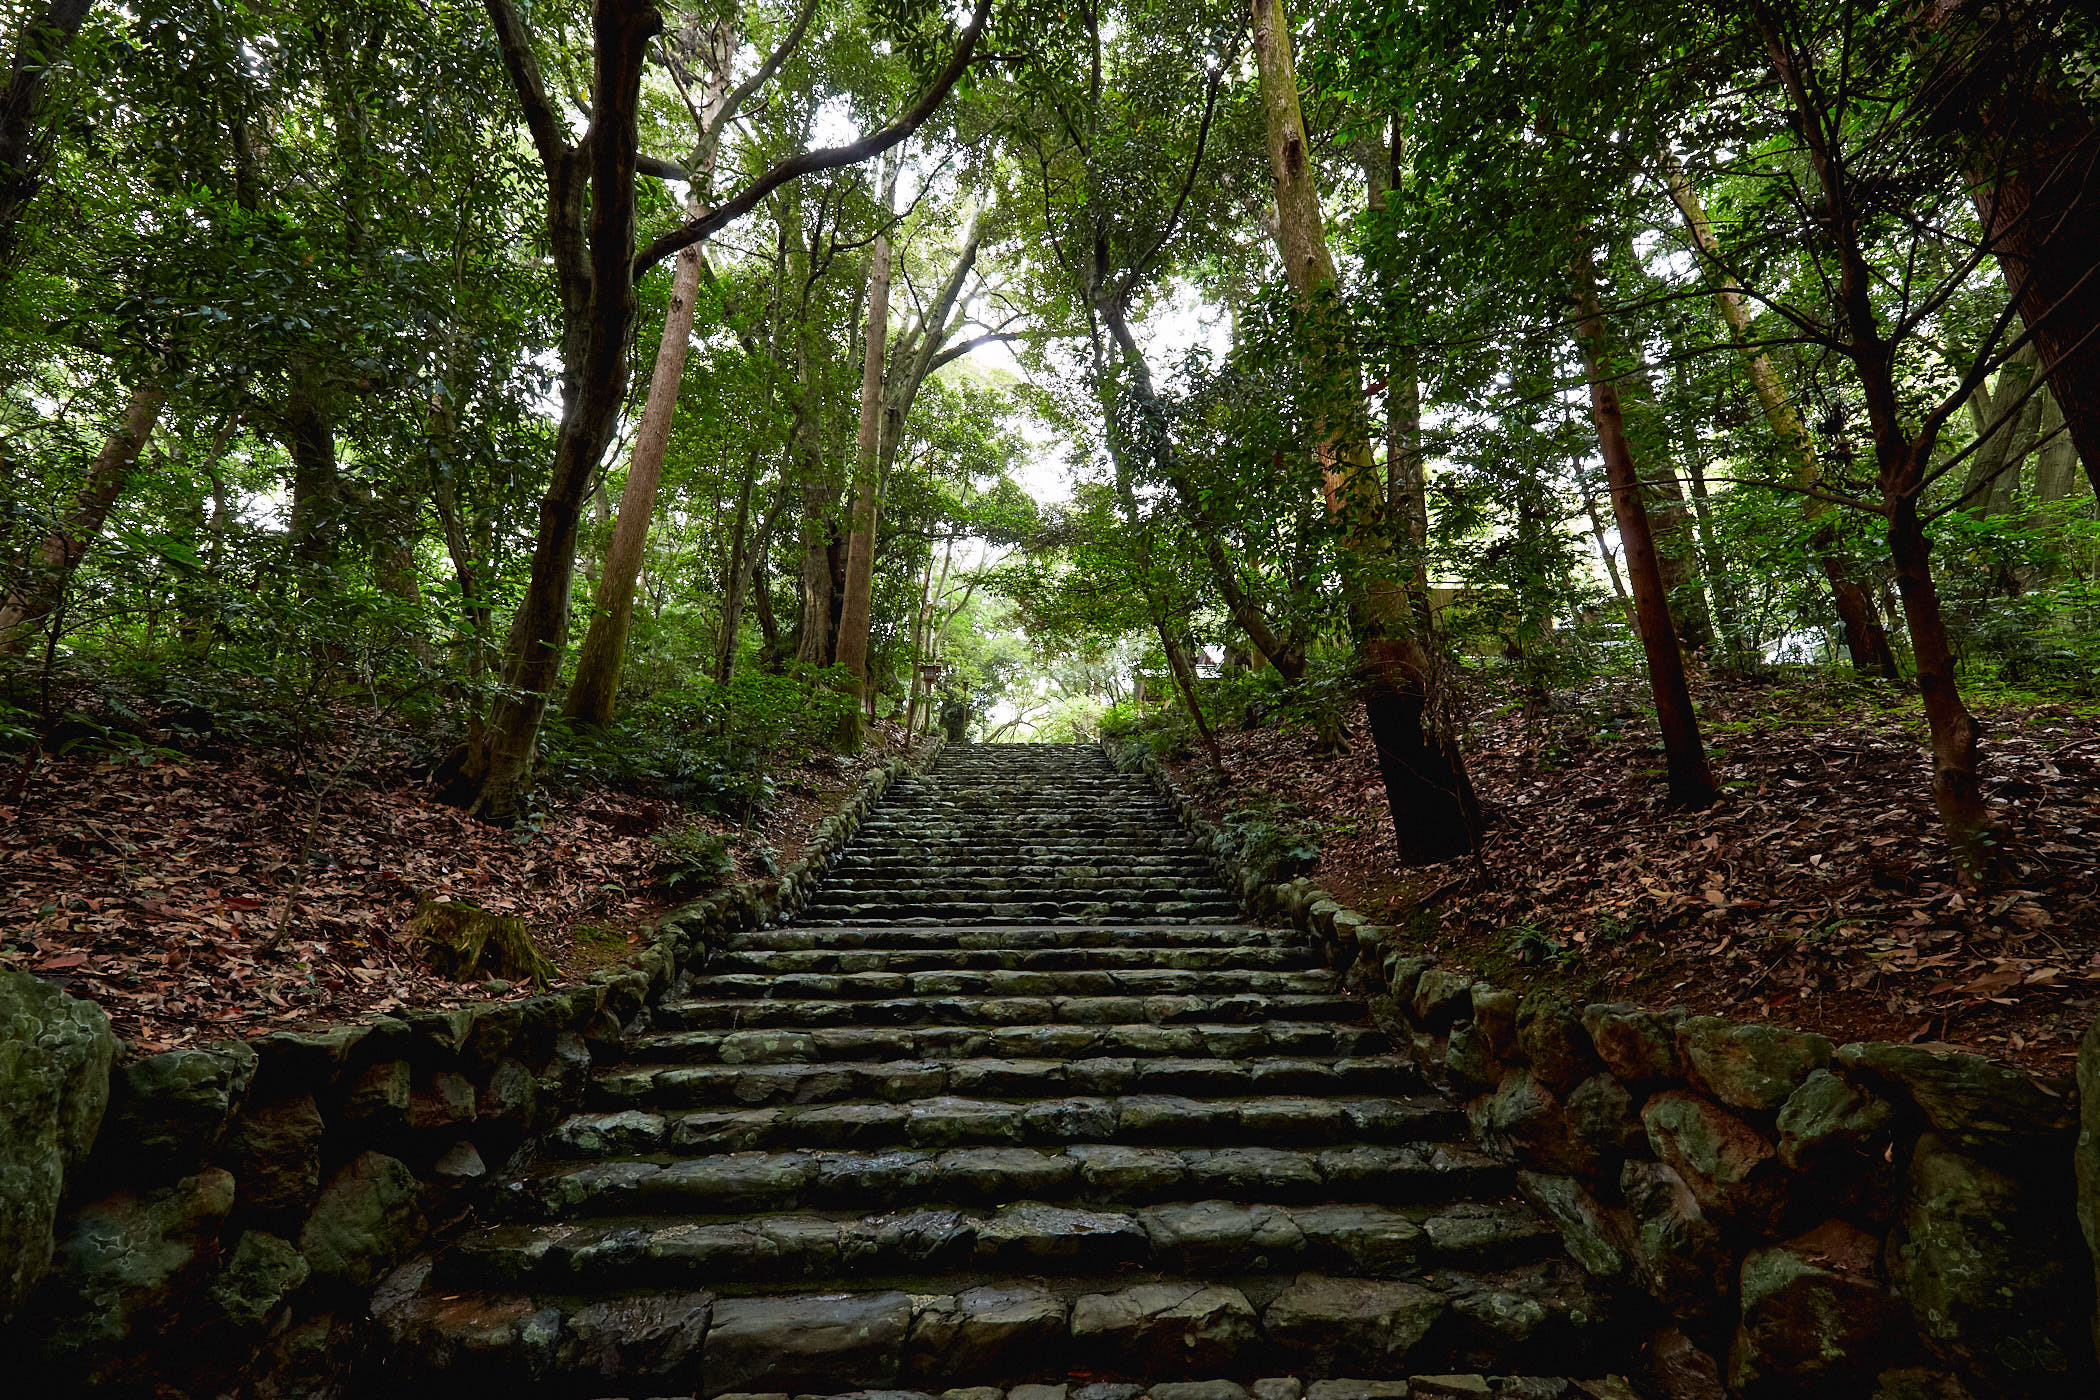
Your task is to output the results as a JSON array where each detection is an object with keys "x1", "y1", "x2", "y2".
[
  {"x1": 648, "y1": 825, "x2": 737, "y2": 897},
  {"x1": 546, "y1": 670, "x2": 858, "y2": 817}
]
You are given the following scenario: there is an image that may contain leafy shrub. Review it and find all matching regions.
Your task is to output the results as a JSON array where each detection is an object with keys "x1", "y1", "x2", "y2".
[
  {"x1": 1217, "y1": 799, "x2": 1321, "y2": 882},
  {"x1": 649, "y1": 824, "x2": 735, "y2": 896}
]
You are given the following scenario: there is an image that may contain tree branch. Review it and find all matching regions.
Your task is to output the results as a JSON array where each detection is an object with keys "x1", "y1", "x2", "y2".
[{"x1": 632, "y1": 0, "x2": 992, "y2": 279}]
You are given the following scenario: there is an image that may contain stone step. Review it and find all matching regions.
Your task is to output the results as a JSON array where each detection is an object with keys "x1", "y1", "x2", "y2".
[
  {"x1": 676, "y1": 969, "x2": 1340, "y2": 1002},
  {"x1": 445, "y1": 1196, "x2": 1556, "y2": 1288},
  {"x1": 650, "y1": 993, "x2": 1367, "y2": 1031},
  {"x1": 580, "y1": 1379, "x2": 1611, "y2": 1400},
  {"x1": 735, "y1": 927, "x2": 1301, "y2": 952},
  {"x1": 518, "y1": 1143, "x2": 1508, "y2": 1215},
  {"x1": 818, "y1": 878, "x2": 1219, "y2": 895},
  {"x1": 833, "y1": 840, "x2": 1207, "y2": 855},
  {"x1": 803, "y1": 892, "x2": 1229, "y2": 910},
  {"x1": 372, "y1": 1262, "x2": 1614, "y2": 1395},
  {"x1": 794, "y1": 906, "x2": 1245, "y2": 926},
  {"x1": 701, "y1": 948, "x2": 1312, "y2": 976},
  {"x1": 588, "y1": 1054, "x2": 1418, "y2": 1112},
  {"x1": 532, "y1": 1093, "x2": 1465, "y2": 1155},
  {"x1": 623, "y1": 1021, "x2": 1390, "y2": 1066}
]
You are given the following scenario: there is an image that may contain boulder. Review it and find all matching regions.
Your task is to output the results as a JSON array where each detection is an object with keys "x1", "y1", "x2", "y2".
[
  {"x1": 221, "y1": 1093, "x2": 326, "y2": 1216},
  {"x1": 1582, "y1": 1002, "x2": 1684, "y2": 1083},
  {"x1": 1470, "y1": 987, "x2": 1520, "y2": 1058},
  {"x1": 1890, "y1": 1134, "x2": 2091, "y2": 1393},
  {"x1": 33, "y1": 1168, "x2": 237, "y2": 1377},
  {"x1": 207, "y1": 1229, "x2": 310, "y2": 1330},
  {"x1": 0, "y1": 967, "x2": 116, "y2": 1319},
  {"x1": 1728, "y1": 1219, "x2": 1899, "y2": 1396},
  {"x1": 1517, "y1": 990, "x2": 1598, "y2": 1093},
  {"x1": 1620, "y1": 1160, "x2": 1732, "y2": 1318},
  {"x1": 1775, "y1": 1070, "x2": 1895, "y2": 1174},
  {"x1": 1839, "y1": 1042, "x2": 2077, "y2": 1157},
  {"x1": 1566, "y1": 1073, "x2": 1647, "y2": 1164},
  {"x1": 98, "y1": 1042, "x2": 258, "y2": 1179},
  {"x1": 1516, "y1": 1171, "x2": 1628, "y2": 1280},
  {"x1": 1641, "y1": 1090, "x2": 1781, "y2": 1224},
  {"x1": 1444, "y1": 1023, "x2": 1503, "y2": 1092},
  {"x1": 298, "y1": 1150, "x2": 425, "y2": 1288},
  {"x1": 1473, "y1": 1071, "x2": 1597, "y2": 1177},
  {"x1": 1678, "y1": 1018, "x2": 1832, "y2": 1112},
  {"x1": 1412, "y1": 968, "x2": 1474, "y2": 1030},
  {"x1": 341, "y1": 1057, "x2": 412, "y2": 1129}
]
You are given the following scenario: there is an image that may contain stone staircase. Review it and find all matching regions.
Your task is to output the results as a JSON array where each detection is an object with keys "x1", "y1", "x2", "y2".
[{"x1": 370, "y1": 744, "x2": 1631, "y2": 1399}]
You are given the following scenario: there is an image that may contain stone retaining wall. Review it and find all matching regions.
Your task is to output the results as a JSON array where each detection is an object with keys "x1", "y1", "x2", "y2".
[
  {"x1": 1108, "y1": 735, "x2": 2100, "y2": 1398},
  {"x1": 0, "y1": 736, "x2": 940, "y2": 1398}
]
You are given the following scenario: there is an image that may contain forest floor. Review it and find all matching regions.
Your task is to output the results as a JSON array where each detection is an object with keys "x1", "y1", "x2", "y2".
[
  {"x1": 0, "y1": 689, "x2": 915, "y2": 1053},
  {"x1": 1158, "y1": 671, "x2": 2100, "y2": 1072}
]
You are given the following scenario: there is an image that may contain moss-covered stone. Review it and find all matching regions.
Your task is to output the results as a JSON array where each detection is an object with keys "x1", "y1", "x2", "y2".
[
  {"x1": 1641, "y1": 1090, "x2": 1781, "y2": 1224},
  {"x1": 1891, "y1": 1134, "x2": 2091, "y2": 1392},
  {"x1": 220, "y1": 1093, "x2": 325, "y2": 1216},
  {"x1": 208, "y1": 1229, "x2": 309, "y2": 1330},
  {"x1": 298, "y1": 1151, "x2": 424, "y2": 1288},
  {"x1": 1516, "y1": 989, "x2": 1597, "y2": 1093},
  {"x1": 1582, "y1": 1002, "x2": 1685, "y2": 1083},
  {"x1": 1729, "y1": 1220, "x2": 1899, "y2": 1396},
  {"x1": 1776, "y1": 1069, "x2": 1895, "y2": 1174},
  {"x1": 0, "y1": 967, "x2": 116, "y2": 1320},
  {"x1": 1839, "y1": 1042, "x2": 2077, "y2": 1156},
  {"x1": 35, "y1": 1168, "x2": 237, "y2": 1373},
  {"x1": 1679, "y1": 1017, "x2": 1833, "y2": 1112}
]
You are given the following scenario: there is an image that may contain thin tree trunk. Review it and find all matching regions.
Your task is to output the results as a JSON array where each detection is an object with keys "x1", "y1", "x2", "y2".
[
  {"x1": 0, "y1": 0, "x2": 94, "y2": 279},
  {"x1": 713, "y1": 449, "x2": 761, "y2": 683},
  {"x1": 1250, "y1": 0, "x2": 1478, "y2": 860},
  {"x1": 283, "y1": 366, "x2": 342, "y2": 577},
  {"x1": 0, "y1": 378, "x2": 166, "y2": 652},
  {"x1": 1662, "y1": 159, "x2": 1899, "y2": 678},
  {"x1": 1582, "y1": 485, "x2": 1634, "y2": 611},
  {"x1": 442, "y1": 0, "x2": 660, "y2": 822},
  {"x1": 1943, "y1": 16, "x2": 2100, "y2": 498},
  {"x1": 834, "y1": 205, "x2": 894, "y2": 747},
  {"x1": 1766, "y1": 17, "x2": 1997, "y2": 874},
  {"x1": 562, "y1": 222, "x2": 704, "y2": 726},
  {"x1": 1155, "y1": 612, "x2": 1223, "y2": 772},
  {"x1": 1572, "y1": 254, "x2": 1715, "y2": 809}
]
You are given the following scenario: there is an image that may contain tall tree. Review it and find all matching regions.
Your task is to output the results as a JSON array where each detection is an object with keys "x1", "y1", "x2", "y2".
[{"x1": 1249, "y1": 0, "x2": 1480, "y2": 860}]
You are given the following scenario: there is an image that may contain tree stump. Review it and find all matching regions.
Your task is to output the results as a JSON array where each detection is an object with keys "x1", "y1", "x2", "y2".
[{"x1": 409, "y1": 901, "x2": 555, "y2": 987}]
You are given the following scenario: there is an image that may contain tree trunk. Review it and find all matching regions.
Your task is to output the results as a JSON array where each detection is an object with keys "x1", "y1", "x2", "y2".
[
  {"x1": 1887, "y1": 493, "x2": 1995, "y2": 869},
  {"x1": 2034, "y1": 389, "x2": 2080, "y2": 504},
  {"x1": 442, "y1": 0, "x2": 660, "y2": 823},
  {"x1": 0, "y1": 0, "x2": 94, "y2": 278},
  {"x1": 1765, "y1": 16, "x2": 1997, "y2": 874},
  {"x1": 1250, "y1": 0, "x2": 1478, "y2": 860},
  {"x1": 0, "y1": 377, "x2": 165, "y2": 652},
  {"x1": 1153, "y1": 610, "x2": 1222, "y2": 772},
  {"x1": 713, "y1": 449, "x2": 761, "y2": 683},
  {"x1": 561, "y1": 224, "x2": 704, "y2": 727},
  {"x1": 1662, "y1": 159, "x2": 1899, "y2": 677},
  {"x1": 1571, "y1": 258, "x2": 1714, "y2": 808},
  {"x1": 283, "y1": 367, "x2": 343, "y2": 576},
  {"x1": 834, "y1": 215, "x2": 893, "y2": 748},
  {"x1": 1945, "y1": 17, "x2": 2100, "y2": 498}
]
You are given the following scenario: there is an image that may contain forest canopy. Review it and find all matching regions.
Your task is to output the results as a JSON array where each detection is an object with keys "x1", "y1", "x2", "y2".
[{"x1": 2, "y1": 0, "x2": 2096, "y2": 892}]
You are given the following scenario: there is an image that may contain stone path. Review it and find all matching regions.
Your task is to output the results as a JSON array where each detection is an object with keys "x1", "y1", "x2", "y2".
[{"x1": 372, "y1": 745, "x2": 1632, "y2": 1398}]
